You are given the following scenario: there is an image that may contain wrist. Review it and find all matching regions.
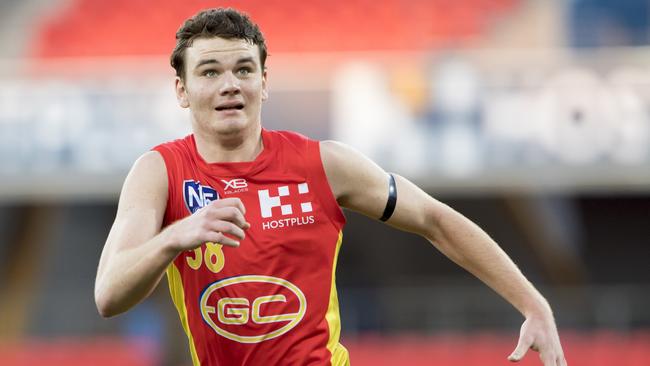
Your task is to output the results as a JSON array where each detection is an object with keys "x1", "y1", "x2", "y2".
[
  {"x1": 522, "y1": 296, "x2": 553, "y2": 319},
  {"x1": 159, "y1": 224, "x2": 182, "y2": 258}
]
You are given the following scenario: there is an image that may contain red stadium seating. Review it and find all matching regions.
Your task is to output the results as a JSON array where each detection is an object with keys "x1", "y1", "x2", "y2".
[
  {"x1": 1, "y1": 331, "x2": 648, "y2": 366},
  {"x1": 0, "y1": 338, "x2": 158, "y2": 366},
  {"x1": 31, "y1": 0, "x2": 519, "y2": 58},
  {"x1": 344, "y1": 331, "x2": 650, "y2": 366}
]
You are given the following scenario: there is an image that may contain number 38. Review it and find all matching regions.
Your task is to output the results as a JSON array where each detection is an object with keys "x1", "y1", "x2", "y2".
[{"x1": 186, "y1": 242, "x2": 225, "y2": 273}]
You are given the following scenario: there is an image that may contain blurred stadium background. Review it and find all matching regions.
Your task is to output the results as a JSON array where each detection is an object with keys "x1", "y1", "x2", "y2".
[{"x1": 0, "y1": 0, "x2": 649, "y2": 365}]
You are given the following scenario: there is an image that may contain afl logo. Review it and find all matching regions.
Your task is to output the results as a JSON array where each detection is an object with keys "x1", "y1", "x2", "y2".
[{"x1": 200, "y1": 275, "x2": 307, "y2": 343}]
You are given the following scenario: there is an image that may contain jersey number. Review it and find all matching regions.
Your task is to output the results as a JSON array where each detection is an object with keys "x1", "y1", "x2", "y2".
[{"x1": 186, "y1": 242, "x2": 225, "y2": 273}]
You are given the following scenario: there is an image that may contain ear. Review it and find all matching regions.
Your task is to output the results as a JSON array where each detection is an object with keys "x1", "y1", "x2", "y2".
[
  {"x1": 261, "y1": 69, "x2": 269, "y2": 101},
  {"x1": 175, "y1": 77, "x2": 190, "y2": 108}
]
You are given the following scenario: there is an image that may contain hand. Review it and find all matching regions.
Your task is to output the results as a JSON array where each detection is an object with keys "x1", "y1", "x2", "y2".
[
  {"x1": 508, "y1": 313, "x2": 567, "y2": 366},
  {"x1": 167, "y1": 197, "x2": 251, "y2": 250}
]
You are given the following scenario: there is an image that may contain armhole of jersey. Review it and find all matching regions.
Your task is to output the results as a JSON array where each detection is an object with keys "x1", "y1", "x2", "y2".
[
  {"x1": 151, "y1": 145, "x2": 175, "y2": 227},
  {"x1": 307, "y1": 140, "x2": 346, "y2": 230}
]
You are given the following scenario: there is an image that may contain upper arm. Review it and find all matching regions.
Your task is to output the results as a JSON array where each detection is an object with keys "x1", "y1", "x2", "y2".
[
  {"x1": 320, "y1": 140, "x2": 445, "y2": 239},
  {"x1": 98, "y1": 151, "x2": 168, "y2": 273}
]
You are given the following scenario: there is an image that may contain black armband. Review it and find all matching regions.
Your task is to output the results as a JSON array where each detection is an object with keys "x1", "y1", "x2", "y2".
[{"x1": 379, "y1": 173, "x2": 397, "y2": 222}]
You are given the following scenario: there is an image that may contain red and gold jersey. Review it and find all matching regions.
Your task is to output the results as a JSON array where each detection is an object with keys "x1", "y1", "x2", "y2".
[{"x1": 153, "y1": 129, "x2": 348, "y2": 366}]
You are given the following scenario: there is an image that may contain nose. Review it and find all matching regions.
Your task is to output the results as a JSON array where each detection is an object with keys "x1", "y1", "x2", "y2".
[{"x1": 219, "y1": 71, "x2": 241, "y2": 96}]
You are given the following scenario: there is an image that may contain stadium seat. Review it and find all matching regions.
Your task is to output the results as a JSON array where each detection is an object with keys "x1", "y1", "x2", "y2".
[{"x1": 30, "y1": 0, "x2": 520, "y2": 58}]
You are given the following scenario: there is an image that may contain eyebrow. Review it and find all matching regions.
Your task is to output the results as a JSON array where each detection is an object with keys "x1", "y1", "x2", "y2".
[{"x1": 195, "y1": 57, "x2": 256, "y2": 69}]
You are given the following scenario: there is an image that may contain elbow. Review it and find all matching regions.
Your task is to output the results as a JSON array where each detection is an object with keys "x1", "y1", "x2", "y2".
[
  {"x1": 97, "y1": 307, "x2": 114, "y2": 319},
  {"x1": 95, "y1": 293, "x2": 113, "y2": 318},
  {"x1": 423, "y1": 202, "x2": 464, "y2": 260},
  {"x1": 422, "y1": 201, "x2": 450, "y2": 243},
  {"x1": 94, "y1": 287, "x2": 121, "y2": 318}
]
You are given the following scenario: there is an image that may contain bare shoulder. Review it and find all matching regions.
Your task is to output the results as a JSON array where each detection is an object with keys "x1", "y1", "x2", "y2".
[
  {"x1": 104, "y1": 150, "x2": 169, "y2": 254},
  {"x1": 319, "y1": 140, "x2": 385, "y2": 183},
  {"x1": 319, "y1": 140, "x2": 352, "y2": 196},
  {"x1": 130, "y1": 150, "x2": 167, "y2": 179},
  {"x1": 319, "y1": 140, "x2": 387, "y2": 217},
  {"x1": 117, "y1": 150, "x2": 168, "y2": 214}
]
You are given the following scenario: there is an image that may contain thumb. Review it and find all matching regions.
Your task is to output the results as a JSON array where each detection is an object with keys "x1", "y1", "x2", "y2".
[{"x1": 508, "y1": 336, "x2": 531, "y2": 362}]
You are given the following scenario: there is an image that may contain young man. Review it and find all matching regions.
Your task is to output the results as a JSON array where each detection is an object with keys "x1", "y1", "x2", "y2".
[{"x1": 95, "y1": 8, "x2": 567, "y2": 366}]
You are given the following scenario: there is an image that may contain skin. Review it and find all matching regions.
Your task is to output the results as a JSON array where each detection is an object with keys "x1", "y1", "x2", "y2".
[
  {"x1": 95, "y1": 36, "x2": 566, "y2": 366},
  {"x1": 175, "y1": 36, "x2": 268, "y2": 162}
]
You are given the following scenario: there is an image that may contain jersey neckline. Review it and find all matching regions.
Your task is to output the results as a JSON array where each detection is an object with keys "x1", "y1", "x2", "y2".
[{"x1": 187, "y1": 128, "x2": 275, "y2": 177}]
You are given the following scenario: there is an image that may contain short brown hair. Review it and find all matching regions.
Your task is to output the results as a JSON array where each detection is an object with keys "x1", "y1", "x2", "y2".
[{"x1": 170, "y1": 8, "x2": 267, "y2": 79}]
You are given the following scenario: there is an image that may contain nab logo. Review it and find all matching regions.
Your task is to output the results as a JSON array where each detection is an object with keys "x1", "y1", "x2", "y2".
[
  {"x1": 200, "y1": 275, "x2": 307, "y2": 344},
  {"x1": 258, "y1": 183, "x2": 312, "y2": 218},
  {"x1": 183, "y1": 180, "x2": 218, "y2": 214}
]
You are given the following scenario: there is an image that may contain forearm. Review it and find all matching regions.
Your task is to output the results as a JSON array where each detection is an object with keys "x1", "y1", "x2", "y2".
[
  {"x1": 428, "y1": 205, "x2": 551, "y2": 318},
  {"x1": 95, "y1": 228, "x2": 178, "y2": 317}
]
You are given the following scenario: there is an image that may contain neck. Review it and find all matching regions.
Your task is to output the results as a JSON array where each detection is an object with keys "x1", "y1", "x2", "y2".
[{"x1": 193, "y1": 124, "x2": 263, "y2": 163}]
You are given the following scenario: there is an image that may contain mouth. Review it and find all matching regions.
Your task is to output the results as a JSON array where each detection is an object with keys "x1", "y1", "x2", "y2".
[{"x1": 215, "y1": 102, "x2": 245, "y2": 111}]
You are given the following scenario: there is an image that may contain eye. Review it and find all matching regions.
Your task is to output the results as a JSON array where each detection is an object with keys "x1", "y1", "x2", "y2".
[
  {"x1": 203, "y1": 69, "x2": 218, "y2": 77},
  {"x1": 237, "y1": 67, "x2": 252, "y2": 76}
]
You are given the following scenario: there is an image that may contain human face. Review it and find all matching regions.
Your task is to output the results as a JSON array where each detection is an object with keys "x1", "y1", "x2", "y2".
[{"x1": 175, "y1": 37, "x2": 268, "y2": 136}]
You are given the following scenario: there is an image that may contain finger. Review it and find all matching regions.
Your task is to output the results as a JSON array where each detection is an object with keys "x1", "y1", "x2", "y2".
[
  {"x1": 557, "y1": 340, "x2": 567, "y2": 366},
  {"x1": 212, "y1": 221, "x2": 245, "y2": 241},
  {"x1": 222, "y1": 206, "x2": 248, "y2": 229},
  {"x1": 212, "y1": 197, "x2": 246, "y2": 215},
  {"x1": 209, "y1": 200, "x2": 250, "y2": 228},
  {"x1": 223, "y1": 206, "x2": 249, "y2": 229},
  {"x1": 540, "y1": 352, "x2": 556, "y2": 366},
  {"x1": 207, "y1": 232, "x2": 239, "y2": 247},
  {"x1": 208, "y1": 206, "x2": 248, "y2": 229},
  {"x1": 508, "y1": 337, "x2": 532, "y2": 362}
]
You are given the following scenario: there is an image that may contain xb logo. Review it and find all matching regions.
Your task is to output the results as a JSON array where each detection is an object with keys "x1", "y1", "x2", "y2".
[
  {"x1": 221, "y1": 178, "x2": 248, "y2": 190},
  {"x1": 200, "y1": 275, "x2": 307, "y2": 344}
]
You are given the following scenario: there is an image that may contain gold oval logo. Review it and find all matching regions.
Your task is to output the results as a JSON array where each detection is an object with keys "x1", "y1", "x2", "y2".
[{"x1": 200, "y1": 275, "x2": 307, "y2": 343}]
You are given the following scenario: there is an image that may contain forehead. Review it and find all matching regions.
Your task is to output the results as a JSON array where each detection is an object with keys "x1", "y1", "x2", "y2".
[{"x1": 185, "y1": 37, "x2": 260, "y2": 66}]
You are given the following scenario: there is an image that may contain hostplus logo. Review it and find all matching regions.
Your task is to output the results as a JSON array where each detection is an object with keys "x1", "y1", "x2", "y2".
[{"x1": 257, "y1": 182, "x2": 315, "y2": 230}]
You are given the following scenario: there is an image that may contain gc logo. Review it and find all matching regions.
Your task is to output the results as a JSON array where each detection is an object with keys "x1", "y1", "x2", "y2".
[{"x1": 200, "y1": 275, "x2": 307, "y2": 343}]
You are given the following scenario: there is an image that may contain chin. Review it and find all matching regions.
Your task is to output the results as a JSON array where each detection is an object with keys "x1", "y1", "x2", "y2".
[
  {"x1": 194, "y1": 112, "x2": 257, "y2": 136},
  {"x1": 213, "y1": 119, "x2": 251, "y2": 135}
]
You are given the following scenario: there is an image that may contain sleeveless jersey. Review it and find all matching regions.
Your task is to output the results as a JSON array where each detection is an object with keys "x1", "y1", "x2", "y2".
[{"x1": 152, "y1": 129, "x2": 349, "y2": 366}]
